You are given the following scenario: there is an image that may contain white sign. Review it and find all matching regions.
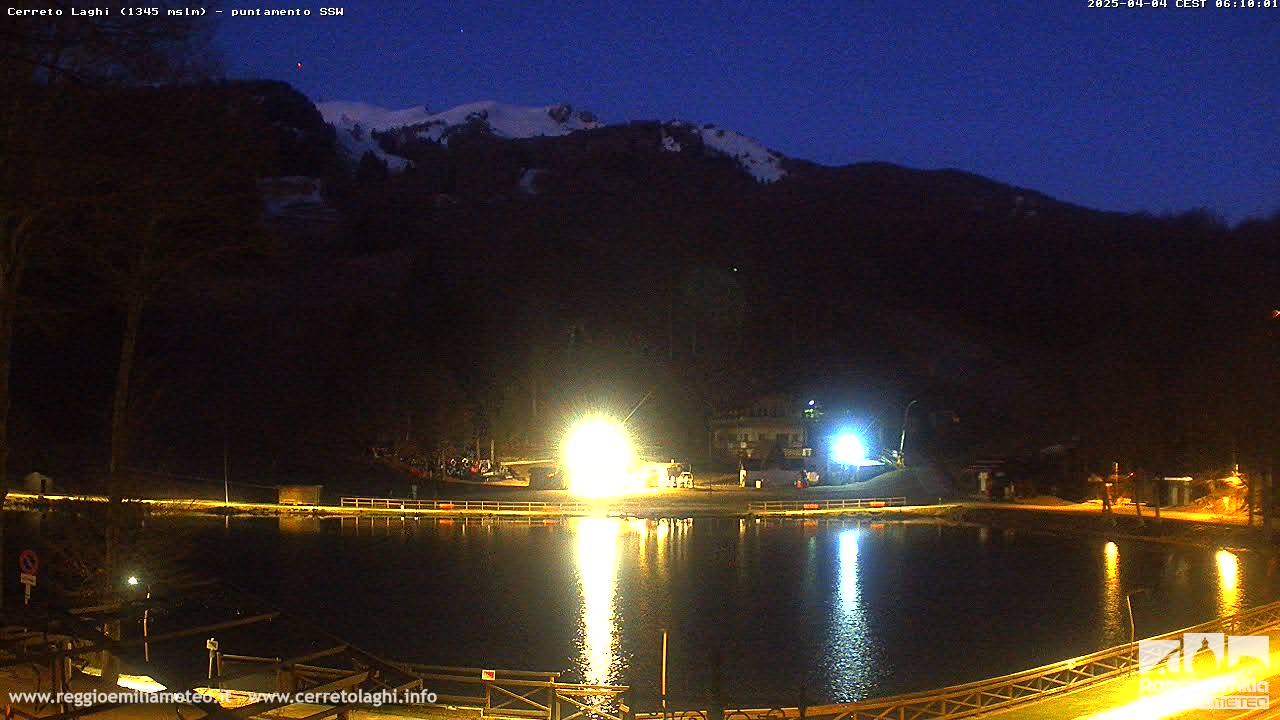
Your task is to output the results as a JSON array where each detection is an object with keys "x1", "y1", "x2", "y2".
[{"x1": 1139, "y1": 632, "x2": 1270, "y2": 709}]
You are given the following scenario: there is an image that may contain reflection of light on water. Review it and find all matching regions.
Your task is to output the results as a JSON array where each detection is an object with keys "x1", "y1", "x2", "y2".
[
  {"x1": 1216, "y1": 549, "x2": 1242, "y2": 616},
  {"x1": 655, "y1": 519, "x2": 668, "y2": 575},
  {"x1": 1164, "y1": 553, "x2": 1191, "y2": 589},
  {"x1": 278, "y1": 517, "x2": 322, "y2": 535},
  {"x1": 838, "y1": 530, "x2": 860, "y2": 603},
  {"x1": 1101, "y1": 541, "x2": 1123, "y2": 646},
  {"x1": 825, "y1": 528, "x2": 875, "y2": 701},
  {"x1": 629, "y1": 519, "x2": 650, "y2": 566},
  {"x1": 575, "y1": 517, "x2": 622, "y2": 686}
]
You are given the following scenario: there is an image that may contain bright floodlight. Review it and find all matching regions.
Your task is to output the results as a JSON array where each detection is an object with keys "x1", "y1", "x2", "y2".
[
  {"x1": 562, "y1": 414, "x2": 635, "y2": 497},
  {"x1": 127, "y1": 576, "x2": 140, "y2": 587},
  {"x1": 832, "y1": 432, "x2": 867, "y2": 465}
]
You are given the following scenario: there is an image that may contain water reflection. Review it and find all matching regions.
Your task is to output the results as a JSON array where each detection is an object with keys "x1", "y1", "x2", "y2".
[
  {"x1": 575, "y1": 517, "x2": 622, "y2": 686},
  {"x1": 826, "y1": 528, "x2": 875, "y2": 701},
  {"x1": 1101, "y1": 541, "x2": 1123, "y2": 646},
  {"x1": 278, "y1": 516, "x2": 322, "y2": 534},
  {"x1": 1216, "y1": 550, "x2": 1242, "y2": 616},
  {"x1": 42, "y1": 511, "x2": 1271, "y2": 708}
]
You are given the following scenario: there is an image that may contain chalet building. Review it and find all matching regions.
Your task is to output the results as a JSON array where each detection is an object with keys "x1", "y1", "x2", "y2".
[{"x1": 708, "y1": 394, "x2": 811, "y2": 463}]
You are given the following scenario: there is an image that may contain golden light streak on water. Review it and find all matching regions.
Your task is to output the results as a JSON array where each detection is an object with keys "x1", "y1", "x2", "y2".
[
  {"x1": 575, "y1": 517, "x2": 622, "y2": 686},
  {"x1": 1216, "y1": 549, "x2": 1242, "y2": 616},
  {"x1": 1101, "y1": 541, "x2": 1123, "y2": 645},
  {"x1": 654, "y1": 518, "x2": 670, "y2": 577}
]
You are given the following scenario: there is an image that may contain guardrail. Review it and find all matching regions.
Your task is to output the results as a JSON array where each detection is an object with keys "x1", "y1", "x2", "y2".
[
  {"x1": 405, "y1": 665, "x2": 631, "y2": 720},
  {"x1": 747, "y1": 497, "x2": 907, "y2": 513},
  {"x1": 339, "y1": 497, "x2": 589, "y2": 514},
  {"x1": 636, "y1": 599, "x2": 1280, "y2": 720}
]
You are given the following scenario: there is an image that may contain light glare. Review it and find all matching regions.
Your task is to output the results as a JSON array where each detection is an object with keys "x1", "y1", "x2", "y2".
[
  {"x1": 563, "y1": 414, "x2": 635, "y2": 497},
  {"x1": 833, "y1": 432, "x2": 867, "y2": 465}
]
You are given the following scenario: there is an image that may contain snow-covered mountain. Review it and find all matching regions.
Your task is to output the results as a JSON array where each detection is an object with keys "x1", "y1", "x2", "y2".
[
  {"x1": 317, "y1": 99, "x2": 788, "y2": 183},
  {"x1": 319, "y1": 100, "x2": 601, "y2": 141},
  {"x1": 673, "y1": 122, "x2": 787, "y2": 183}
]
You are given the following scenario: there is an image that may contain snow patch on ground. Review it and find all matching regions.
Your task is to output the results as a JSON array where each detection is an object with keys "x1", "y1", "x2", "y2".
[
  {"x1": 518, "y1": 168, "x2": 546, "y2": 195},
  {"x1": 258, "y1": 176, "x2": 324, "y2": 214}
]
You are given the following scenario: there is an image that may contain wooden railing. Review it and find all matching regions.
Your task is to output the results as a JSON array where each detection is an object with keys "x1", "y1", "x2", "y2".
[
  {"x1": 340, "y1": 497, "x2": 589, "y2": 514},
  {"x1": 747, "y1": 497, "x2": 907, "y2": 513},
  {"x1": 404, "y1": 664, "x2": 631, "y2": 720}
]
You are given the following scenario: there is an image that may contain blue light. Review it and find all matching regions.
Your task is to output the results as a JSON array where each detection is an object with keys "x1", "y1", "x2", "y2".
[
  {"x1": 808, "y1": 399, "x2": 815, "y2": 406},
  {"x1": 832, "y1": 432, "x2": 866, "y2": 465}
]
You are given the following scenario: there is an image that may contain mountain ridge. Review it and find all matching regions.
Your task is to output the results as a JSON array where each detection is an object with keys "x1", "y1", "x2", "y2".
[{"x1": 318, "y1": 98, "x2": 788, "y2": 183}]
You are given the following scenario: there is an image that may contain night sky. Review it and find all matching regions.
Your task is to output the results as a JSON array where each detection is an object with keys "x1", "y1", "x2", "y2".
[{"x1": 213, "y1": 1, "x2": 1278, "y2": 224}]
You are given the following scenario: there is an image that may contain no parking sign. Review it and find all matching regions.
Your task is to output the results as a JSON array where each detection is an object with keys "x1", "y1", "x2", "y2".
[{"x1": 18, "y1": 549, "x2": 38, "y2": 605}]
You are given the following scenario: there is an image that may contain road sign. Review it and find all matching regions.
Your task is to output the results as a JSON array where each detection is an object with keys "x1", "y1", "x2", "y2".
[
  {"x1": 481, "y1": 669, "x2": 496, "y2": 681},
  {"x1": 18, "y1": 549, "x2": 38, "y2": 575},
  {"x1": 18, "y1": 568, "x2": 35, "y2": 602}
]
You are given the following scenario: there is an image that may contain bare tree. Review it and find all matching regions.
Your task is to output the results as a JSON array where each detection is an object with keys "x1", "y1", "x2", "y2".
[
  {"x1": 76, "y1": 86, "x2": 272, "y2": 589},
  {"x1": 0, "y1": 0, "x2": 223, "y2": 604}
]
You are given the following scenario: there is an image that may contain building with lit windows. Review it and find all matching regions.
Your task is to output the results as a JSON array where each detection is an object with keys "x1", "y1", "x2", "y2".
[{"x1": 707, "y1": 394, "x2": 813, "y2": 463}]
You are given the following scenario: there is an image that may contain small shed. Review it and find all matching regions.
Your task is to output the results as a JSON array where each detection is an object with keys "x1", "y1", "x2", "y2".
[
  {"x1": 1163, "y1": 477, "x2": 1193, "y2": 507},
  {"x1": 22, "y1": 472, "x2": 53, "y2": 495},
  {"x1": 278, "y1": 484, "x2": 323, "y2": 506}
]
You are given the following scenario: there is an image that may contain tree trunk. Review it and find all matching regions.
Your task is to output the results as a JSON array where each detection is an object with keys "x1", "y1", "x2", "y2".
[
  {"x1": 0, "y1": 270, "x2": 18, "y2": 608},
  {"x1": 106, "y1": 290, "x2": 145, "y2": 594}
]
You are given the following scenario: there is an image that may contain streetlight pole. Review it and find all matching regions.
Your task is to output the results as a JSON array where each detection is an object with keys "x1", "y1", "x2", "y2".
[
  {"x1": 898, "y1": 400, "x2": 919, "y2": 467},
  {"x1": 1126, "y1": 588, "x2": 1151, "y2": 655},
  {"x1": 223, "y1": 436, "x2": 230, "y2": 509},
  {"x1": 660, "y1": 629, "x2": 668, "y2": 720}
]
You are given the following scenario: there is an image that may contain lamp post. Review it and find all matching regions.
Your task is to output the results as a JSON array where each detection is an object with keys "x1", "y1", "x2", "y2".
[
  {"x1": 1126, "y1": 588, "x2": 1151, "y2": 650},
  {"x1": 660, "y1": 629, "x2": 668, "y2": 720},
  {"x1": 898, "y1": 400, "x2": 919, "y2": 467},
  {"x1": 128, "y1": 575, "x2": 152, "y2": 662}
]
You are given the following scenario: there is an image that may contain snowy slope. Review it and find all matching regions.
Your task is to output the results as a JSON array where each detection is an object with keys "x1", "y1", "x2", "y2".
[
  {"x1": 320, "y1": 100, "x2": 601, "y2": 151},
  {"x1": 319, "y1": 99, "x2": 787, "y2": 182},
  {"x1": 330, "y1": 122, "x2": 412, "y2": 171},
  {"x1": 686, "y1": 123, "x2": 787, "y2": 183},
  {"x1": 317, "y1": 101, "x2": 434, "y2": 131},
  {"x1": 406, "y1": 101, "x2": 601, "y2": 142}
]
